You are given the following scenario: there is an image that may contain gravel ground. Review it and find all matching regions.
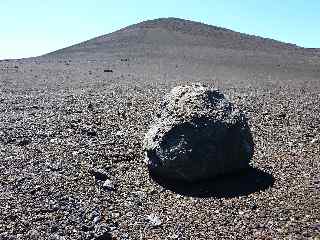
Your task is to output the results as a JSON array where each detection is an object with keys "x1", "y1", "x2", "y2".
[{"x1": 0, "y1": 18, "x2": 320, "y2": 240}]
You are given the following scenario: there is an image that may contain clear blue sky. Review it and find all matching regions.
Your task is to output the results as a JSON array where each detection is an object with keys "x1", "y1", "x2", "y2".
[{"x1": 1, "y1": 0, "x2": 319, "y2": 59}]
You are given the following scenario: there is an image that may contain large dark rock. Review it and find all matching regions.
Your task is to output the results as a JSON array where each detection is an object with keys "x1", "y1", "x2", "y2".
[{"x1": 143, "y1": 83, "x2": 254, "y2": 182}]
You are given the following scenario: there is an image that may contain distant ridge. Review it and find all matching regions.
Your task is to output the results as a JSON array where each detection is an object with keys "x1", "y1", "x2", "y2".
[{"x1": 45, "y1": 17, "x2": 319, "y2": 58}]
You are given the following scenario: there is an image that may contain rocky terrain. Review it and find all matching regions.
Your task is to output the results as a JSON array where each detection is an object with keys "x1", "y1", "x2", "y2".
[{"x1": 0, "y1": 18, "x2": 319, "y2": 239}]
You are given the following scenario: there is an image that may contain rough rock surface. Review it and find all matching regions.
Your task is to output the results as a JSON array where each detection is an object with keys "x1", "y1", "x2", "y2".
[{"x1": 143, "y1": 83, "x2": 254, "y2": 181}]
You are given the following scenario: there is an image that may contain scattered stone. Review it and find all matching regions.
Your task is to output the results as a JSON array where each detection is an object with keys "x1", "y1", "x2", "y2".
[
  {"x1": 90, "y1": 168, "x2": 110, "y2": 181},
  {"x1": 29, "y1": 186, "x2": 42, "y2": 195},
  {"x1": 82, "y1": 224, "x2": 94, "y2": 232},
  {"x1": 17, "y1": 138, "x2": 31, "y2": 146},
  {"x1": 30, "y1": 105, "x2": 40, "y2": 110},
  {"x1": 86, "y1": 129, "x2": 97, "y2": 137},
  {"x1": 50, "y1": 234, "x2": 66, "y2": 240},
  {"x1": 88, "y1": 103, "x2": 94, "y2": 111},
  {"x1": 95, "y1": 231, "x2": 113, "y2": 240},
  {"x1": 103, "y1": 179, "x2": 115, "y2": 191},
  {"x1": 50, "y1": 138, "x2": 59, "y2": 144},
  {"x1": 111, "y1": 212, "x2": 120, "y2": 218},
  {"x1": 169, "y1": 234, "x2": 179, "y2": 239},
  {"x1": 115, "y1": 130, "x2": 124, "y2": 136},
  {"x1": 143, "y1": 83, "x2": 254, "y2": 182},
  {"x1": 50, "y1": 225, "x2": 59, "y2": 233},
  {"x1": 46, "y1": 160, "x2": 62, "y2": 171},
  {"x1": 146, "y1": 214, "x2": 162, "y2": 227},
  {"x1": 93, "y1": 216, "x2": 101, "y2": 224}
]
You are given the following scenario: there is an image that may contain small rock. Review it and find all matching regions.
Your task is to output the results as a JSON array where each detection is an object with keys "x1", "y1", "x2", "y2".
[
  {"x1": 17, "y1": 138, "x2": 31, "y2": 146},
  {"x1": 95, "y1": 231, "x2": 113, "y2": 240},
  {"x1": 111, "y1": 212, "x2": 120, "y2": 218},
  {"x1": 90, "y1": 168, "x2": 110, "y2": 181},
  {"x1": 103, "y1": 179, "x2": 115, "y2": 191},
  {"x1": 46, "y1": 160, "x2": 62, "y2": 171},
  {"x1": 169, "y1": 234, "x2": 179, "y2": 239},
  {"x1": 86, "y1": 129, "x2": 97, "y2": 137},
  {"x1": 50, "y1": 225, "x2": 59, "y2": 233},
  {"x1": 50, "y1": 138, "x2": 58, "y2": 143},
  {"x1": 93, "y1": 216, "x2": 101, "y2": 224},
  {"x1": 81, "y1": 224, "x2": 94, "y2": 232},
  {"x1": 146, "y1": 214, "x2": 162, "y2": 227},
  {"x1": 50, "y1": 234, "x2": 66, "y2": 240},
  {"x1": 88, "y1": 103, "x2": 94, "y2": 111},
  {"x1": 29, "y1": 186, "x2": 42, "y2": 195},
  {"x1": 115, "y1": 130, "x2": 124, "y2": 136},
  {"x1": 72, "y1": 151, "x2": 78, "y2": 156}
]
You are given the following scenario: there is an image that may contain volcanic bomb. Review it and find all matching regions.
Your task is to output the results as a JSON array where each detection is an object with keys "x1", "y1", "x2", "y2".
[{"x1": 143, "y1": 83, "x2": 254, "y2": 182}]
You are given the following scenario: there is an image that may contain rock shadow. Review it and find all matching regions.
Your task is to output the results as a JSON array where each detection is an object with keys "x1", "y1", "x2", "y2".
[{"x1": 149, "y1": 167, "x2": 274, "y2": 198}]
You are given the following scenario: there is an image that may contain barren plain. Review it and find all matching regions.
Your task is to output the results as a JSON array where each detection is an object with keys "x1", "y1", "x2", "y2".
[{"x1": 0, "y1": 18, "x2": 319, "y2": 239}]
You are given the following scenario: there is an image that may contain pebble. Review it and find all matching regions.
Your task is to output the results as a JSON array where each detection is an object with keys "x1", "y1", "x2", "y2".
[
  {"x1": 146, "y1": 214, "x2": 162, "y2": 227},
  {"x1": 90, "y1": 168, "x2": 110, "y2": 181},
  {"x1": 103, "y1": 179, "x2": 115, "y2": 191}
]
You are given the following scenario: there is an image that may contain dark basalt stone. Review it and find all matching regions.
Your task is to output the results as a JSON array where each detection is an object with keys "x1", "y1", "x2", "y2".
[{"x1": 143, "y1": 83, "x2": 254, "y2": 182}]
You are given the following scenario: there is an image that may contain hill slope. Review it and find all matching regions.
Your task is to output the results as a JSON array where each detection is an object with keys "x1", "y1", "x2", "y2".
[{"x1": 45, "y1": 18, "x2": 319, "y2": 59}]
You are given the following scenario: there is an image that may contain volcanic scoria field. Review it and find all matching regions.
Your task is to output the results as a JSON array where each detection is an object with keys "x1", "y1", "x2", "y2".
[{"x1": 0, "y1": 18, "x2": 319, "y2": 239}]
